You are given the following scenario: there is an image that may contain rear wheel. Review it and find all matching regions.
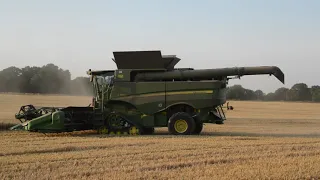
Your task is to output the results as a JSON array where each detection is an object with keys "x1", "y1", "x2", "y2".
[{"x1": 168, "y1": 112, "x2": 196, "y2": 135}]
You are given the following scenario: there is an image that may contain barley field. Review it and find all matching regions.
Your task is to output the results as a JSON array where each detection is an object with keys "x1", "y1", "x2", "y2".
[{"x1": 1, "y1": 93, "x2": 320, "y2": 180}]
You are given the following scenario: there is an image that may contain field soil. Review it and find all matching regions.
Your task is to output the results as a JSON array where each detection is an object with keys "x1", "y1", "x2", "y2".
[{"x1": 1, "y1": 93, "x2": 320, "y2": 179}]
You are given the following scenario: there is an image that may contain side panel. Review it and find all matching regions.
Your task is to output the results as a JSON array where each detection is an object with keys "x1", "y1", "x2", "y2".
[
  {"x1": 110, "y1": 81, "x2": 166, "y2": 114},
  {"x1": 165, "y1": 81, "x2": 224, "y2": 109},
  {"x1": 108, "y1": 80, "x2": 227, "y2": 128},
  {"x1": 134, "y1": 82, "x2": 166, "y2": 114},
  {"x1": 110, "y1": 82, "x2": 135, "y2": 103},
  {"x1": 109, "y1": 81, "x2": 166, "y2": 127}
]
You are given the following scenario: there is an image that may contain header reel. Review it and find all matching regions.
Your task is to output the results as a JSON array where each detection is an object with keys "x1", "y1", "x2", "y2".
[{"x1": 15, "y1": 105, "x2": 59, "y2": 123}]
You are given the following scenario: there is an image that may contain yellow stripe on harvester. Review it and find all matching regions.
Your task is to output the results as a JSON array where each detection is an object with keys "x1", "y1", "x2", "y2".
[
  {"x1": 166, "y1": 90, "x2": 213, "y2": 95},
  {"x1": 137, "y1": 90, "x2": 213, "y2": 97},
  {"x1": 115, "y1": 90, "x2": 213, "y2": 99}
]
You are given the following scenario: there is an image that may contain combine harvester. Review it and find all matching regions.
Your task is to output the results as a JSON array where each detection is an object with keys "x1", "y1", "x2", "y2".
[{"x1": 10, "y1": 50, "x2": 285, "y2": 135}]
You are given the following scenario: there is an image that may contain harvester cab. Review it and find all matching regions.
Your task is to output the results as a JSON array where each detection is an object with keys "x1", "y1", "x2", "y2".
[
  {"x1": 10, "y1": 50, "x2": 285, "y2": 136},
  {"x1": 87, "y1": 69, "x2": 115, "y2": 110}
]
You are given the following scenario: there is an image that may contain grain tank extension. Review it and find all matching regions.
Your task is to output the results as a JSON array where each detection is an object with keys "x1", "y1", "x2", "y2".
[{"x1": 10, "y1": 50, "x2": 285, "y2": 135}]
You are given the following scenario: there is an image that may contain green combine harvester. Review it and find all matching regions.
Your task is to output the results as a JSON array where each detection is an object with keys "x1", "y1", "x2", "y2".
[{"x1": 10, "y1": 50, "x2": 285, "y2": 135}]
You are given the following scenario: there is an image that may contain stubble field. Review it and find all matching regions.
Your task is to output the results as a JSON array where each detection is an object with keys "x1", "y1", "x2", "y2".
[{"x1": 1, "y1": 93, "x2": 320, "y2": 179}]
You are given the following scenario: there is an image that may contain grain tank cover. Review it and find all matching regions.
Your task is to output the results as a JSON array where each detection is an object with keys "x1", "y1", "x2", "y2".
[
  {"x1": 162, "y1": 55, "x2": 181, "y2": 70},
  {"x1": 112, "y1": 50, "x2": 180, "y2": 70}
]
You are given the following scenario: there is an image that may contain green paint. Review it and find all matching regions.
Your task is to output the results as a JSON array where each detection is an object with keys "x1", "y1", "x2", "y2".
[{"x1": 25, "y1": 111, "x2": 65, "y2": 132}]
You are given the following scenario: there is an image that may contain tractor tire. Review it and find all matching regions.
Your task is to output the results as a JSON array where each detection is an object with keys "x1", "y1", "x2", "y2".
[
  {"x1": 168, "y1": 112, "x2": 196, "y2": 135},
  {"x1": 192, "y1": 122, "x2": 203, "y2": 135}
]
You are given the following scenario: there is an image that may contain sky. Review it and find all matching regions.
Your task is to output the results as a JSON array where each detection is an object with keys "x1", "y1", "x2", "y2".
[{"x1": 0, "y1": 0, "x2": 319, "y2": 93}]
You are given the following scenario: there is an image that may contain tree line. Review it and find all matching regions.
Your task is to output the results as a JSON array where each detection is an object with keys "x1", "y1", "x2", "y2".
[
  {"x1": 227, "y1": 84, "x2": 320, "y2": 102},
  {"x1": 0, "y1": 64, "x2": 93, "y2": 95},
  {"x1": 1, "y1": 63, "x2": 319, "y2": 102}
]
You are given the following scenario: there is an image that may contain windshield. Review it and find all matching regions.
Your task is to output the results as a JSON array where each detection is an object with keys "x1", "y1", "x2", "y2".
[{"x1": 96, "y1": 75, "x2": 114, "y2": 86}]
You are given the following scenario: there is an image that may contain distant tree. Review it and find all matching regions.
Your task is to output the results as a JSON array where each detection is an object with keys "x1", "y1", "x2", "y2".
[
  {"x1": 254, "y1": 90, "x2": 264, "y2": 100},
  {"x1": 0, "y1": 66, "x2": 23, "y2": 92},
  {"x1": 311, "y1": 85, "x2": 320, "y2": 94},
  {"x1": 27, "y1": 64, "x2": 72, "y2": 94},
  {"x1": 287, "y1": 83, "x2": 312, "y2": 101},
  {"x1": 311, "y1": 85, "x2": 320, "y2": 102},
  {"x1": 0, "y1": 63, "x2": 92, "y2": 95},
  {"x1": 243, "y1": 89, "x2": 257, "y2": 100},
  {"x1": 264, "y1": 92, "x2": 275, "y2": 101},
  {"x1": 70, "y1": 77, "x2": 93, "y2": 95},
  {"x1": 226, "y1": 85, "x2": 246, "y2": 100},
  {"x1": 273, "y1": 87, "x2": 289, "y2": 101},
  {"x1": 226, "y1": 85, "x2": 258, "y2": 100},
  {"x1": 19, "y1": 66, "x2": 41, "y2": 93}
]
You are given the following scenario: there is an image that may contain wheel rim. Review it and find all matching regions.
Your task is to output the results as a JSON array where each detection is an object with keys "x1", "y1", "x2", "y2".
[
  {"x1": 129, "y1": 126, "x2": 139, "y2": 135},
  {"x1": 174, "y1": 119, "x2": 188, "y2": 133},
  {"x1": 98, "y1": 126, "x2": 108, "y2": 134}
]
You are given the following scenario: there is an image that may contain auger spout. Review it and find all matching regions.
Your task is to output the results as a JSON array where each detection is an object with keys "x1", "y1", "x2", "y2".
[{"x1": 134, "y1": 66, "x2": 285, "y2": 84}]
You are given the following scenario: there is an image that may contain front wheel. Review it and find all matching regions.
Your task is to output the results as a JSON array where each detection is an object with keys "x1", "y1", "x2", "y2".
[{"x1": 168, "y1": 112, "x2": 196, "y2": 135}]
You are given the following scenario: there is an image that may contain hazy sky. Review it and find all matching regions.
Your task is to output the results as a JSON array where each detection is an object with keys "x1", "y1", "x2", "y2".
[{"x1": 0, "y1": 0, "x2": 319, "y2": 93}]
